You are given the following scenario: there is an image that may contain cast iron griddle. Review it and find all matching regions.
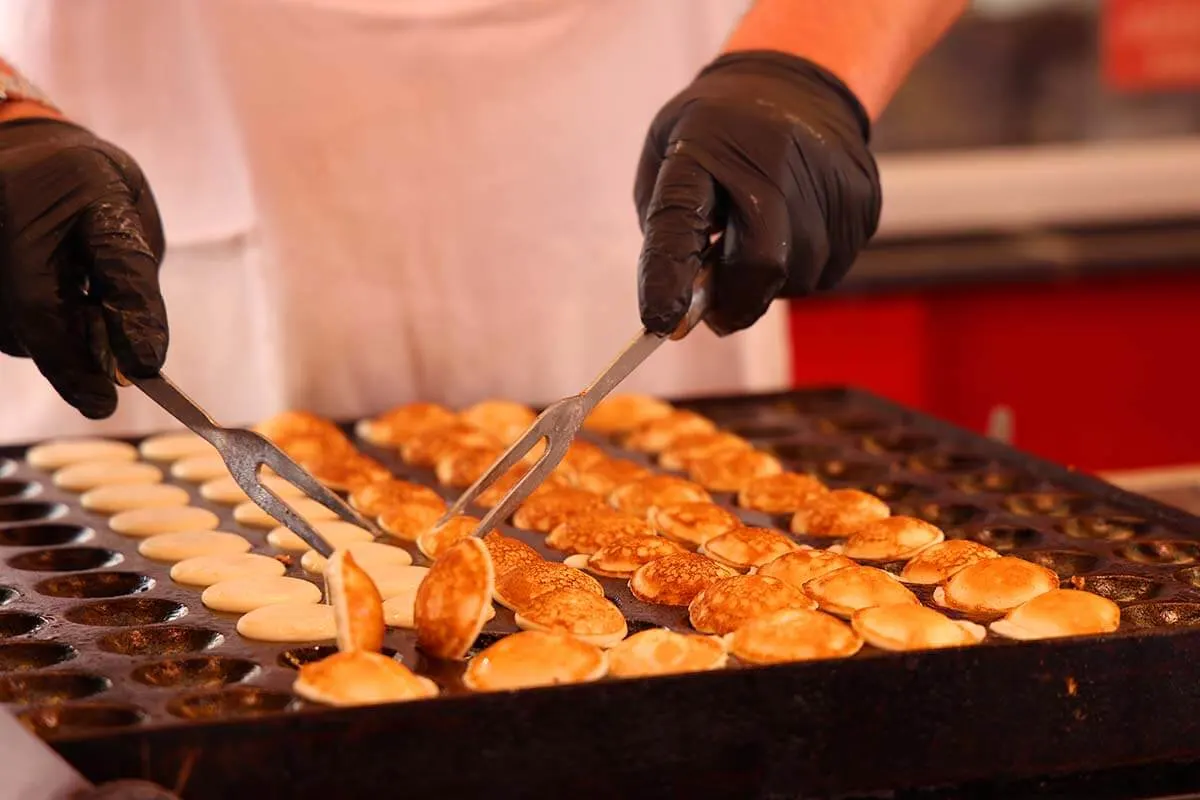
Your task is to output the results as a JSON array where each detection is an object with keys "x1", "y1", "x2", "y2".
[{"x1": 2, "y1": 387, "x2": 1200, "y2": 799}]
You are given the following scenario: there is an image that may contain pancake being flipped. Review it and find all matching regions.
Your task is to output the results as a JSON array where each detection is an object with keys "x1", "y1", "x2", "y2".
[
  {"x1": 726, "y1": 608, "x2": 864, "y2": 664},
  {"x1": 839, "y1": 516, "x2": 945, "y2": 562},
  {"x1": 294, "y1": 651, "x2": 438, "y2": 706},
  {"x1": 511, "y1": 487, "x2": 609, "y2": 533},
  {"x1": 494, "y1": 561, "x2": 604, "y2": 611},
  {"x1": 851, "y1": 604, "x2": 986, "y2": 651},
  {"x1": 755, "y1": 549, "x2": 857, "y2": 592},
  {"x1": 899, "y1": 540, "x2": 999, "y2": 585},
  {"x1": 462, "y1": 630, "x2": 608, "y2": 691},
  {"x1": 608, "y1": 474, "x2": 711, "y2": 519},
  {"x1": 26, "y1": 438, "x2": 138, "y2": 470},
  {"x1": 804, "y1": 565, "x2": 921, "y2": 618},
  {"x1": 688, "y1": 574, "x2": 817, "y2": 636},
  {"x1": 355, "y1": 402, "x2": 457, "y2": 447},
  {"x1": 621, "y1": 410, "x2": 717, "y2": 453},
  {"x1": 934, "y1": 556, "x2": 1060, "y2": 617},
  {"x1": 514, "y1": 587, "x2": 628, "y2": 648},
  {"x1": 607, "y1": 629, "x2": 728, "y2": 678},
  {"x1": 326, "y1": 549, "x2": 386, "y2": 653},
  {"x1": 701, "y1": 527, "x2": 801, "y2": 572},
  {"x1": 582, "y1": 394, "x2": 673, "y2": 435},
  {"x1": 737, "y1": 472, "x2": 829, "y2": 514},
  {"x1": 990, "y1": 588, "x2": 1119, "y2": 640},
  {"x1": 658, "y1": 431, "x2": 753, "y2": 472},
  {"x1": 569, "y1": 535, "x2": 685, "y2": 579},
  {"x1": 629, "y1": 553, "x2": 736, "y2": 606},
  {"x1": 688, "y1": 449, "x2": 783, "y2": 493},
  {"x1": 545, "y1": 510, "x2": 655, "y2": 556},
  {"x1": 417, "y1": 515, "x2": 486, "y2": 561},
  {"x1": 651, "y1": 502, "x2": 742, "y2": 549},
  {"x1": 415, "y1": 537, "x2": 495, "y2": 660},
  {"x1": 790, "y1": 489, "x2": 891, "y2": 538},
  {"x1": 459, "y1": 399, "x2": 537, "y2": 445}
]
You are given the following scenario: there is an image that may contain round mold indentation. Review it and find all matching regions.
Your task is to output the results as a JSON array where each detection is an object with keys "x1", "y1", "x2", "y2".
[
  {"x1": 0, "y1": 480, "x2": 40, "y2": 501},
  {"x1": 466, "y1": 631, "x2": 510, "y2": 659},
  {"x1": 868, "y1": 482, "x2": 937, "y2": 503},
  {"x1": 35, "y1": 572, "x2": 154, "y2": 599},
  {"x1": 0, "y1": 672, "x2": 111, "y2": 704},
  {"x1": 167, "y1": 687, "x2": 296, "y2": 720},
  {"x1": 1003, "y1": 492, "x2": 1097, "y2": 518},
  {"x1": 906, "y1": 452, "x2": 993, "y2": 475},
  {"x1": 1116, "y1": 540, "x2": 1200, "y2": 567},
  {"x1": 1069, "y1": 574, "x2": 1162, "y2": 604},
  {"x1": 64, "y1": 598, "x2": 187, "y2": 627},
  {"x1": 1057, "y1": 516, "x2": 1151, "y2": 542},
  {"x1": 970, "y1": 526, "x2": 1041, "y2": 552},
  {"x1": 860, "y1": 432, "x2": 938, "y2": 455},
  {"x1": 816, "y1": 413, "x2": 890, "y2": 434},
  {"x1": 763, "y1": 442, "x2": 840, "y2": 464},
  {"x1": 277, "y1": 644, "x2": 399, "y2": 670},
  {"x1": 0, "y1": 612, "x2": 46, "y2": 639},
  {"x1": 1017, "y1": 549, "x2": 1098, "y2": 578},
  {"x1": 18, "y1": 702, "x2": 145, "y2": 736},
  {"x1": 0, "y1": 458, "x2": 13, "y2": 478},
  {"x1": 131, "y1": 656, "x2": 259, "y2": 689},
  {"x1": 97, "y1": 626, "x2": 224, "y2": 657},
  {"x1": 0, "y1": 524, "x2": 92, "y2": 547},
  {"x1": 0, "y1": 642, "x2": 77, "y2": 672},
  {"x1": 817, "y1": 460, "x2": 892, "y2": 483},
  {"x1": 913, "y1": 503, "x2": 988, "y2": 528},
  {"x1": 0, "y1": 587, "x2": 17, "y2": 606},
  {"x1": 0, "y1": 502, "x2": 65, "y2": 525},
  {"x1": 723, "y1": 421, "x2": 799, "y2": 441},
  {"x1": 1122, "y1": 601, "x2": 1200, "y2": 630},
  {"x1": 8, "y1": 547, "x2": 122, "y2": 572},
  {"x1": 950, "y1": 470, "x2": 1036, "y2": 494}
]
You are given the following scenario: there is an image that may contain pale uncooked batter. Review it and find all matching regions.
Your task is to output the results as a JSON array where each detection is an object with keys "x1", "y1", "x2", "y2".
[
  {"x1": 300, "y1": 541, "x2": 413, "y2": 574},
  {"x1": 110, "y1": 505, "x2": 220, "y2": 537},
  {"x1": 233, "y1": 498, "x2": 337, "y2": 530},
  {"x1": 236, "y1": 603, "x2": 337, "y2": 642},
  {"x1": 171, "y1": 552, "x2": 287, "y2": 587},
  {"x1": 138, "y1": 431, "x2": 216, "y2": 462},
  {"x1": 199, "y1": 474, "x2": 304, "y2": 506},
  {"x1": 202, "y1": 575, "x2": 323, "y2": 613},
  {"x1": 52, "y1": 460, "x2": 163, "y2": 492},
  {"x1": 26, "y1": 439, "x2": 138, "y2": 470},
  {"x1": 81, "y1": 484, "x2": 191, "y2": 515},
  {"x1": 170, "y1": 454, "x2": 230, "y2": 483},
  {"x1": 266, "y1": 520, "x2": 373, "y2": 553},
  {"x1": 138, "y1": 530, "x2": 252, "y2": 561}
]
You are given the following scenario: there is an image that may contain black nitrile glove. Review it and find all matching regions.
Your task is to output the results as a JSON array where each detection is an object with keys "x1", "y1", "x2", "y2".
[
  {"x1": 0, "y1": 118, "x2": 167, "y2": 418},
  {"x1": 635, "y1": 51, "x2": 881, "y2": 335}
]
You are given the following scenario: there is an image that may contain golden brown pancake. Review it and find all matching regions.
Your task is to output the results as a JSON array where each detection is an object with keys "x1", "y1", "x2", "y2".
[
  {"x1": 379, "y1": 502, "x2": 445, "y2": 542},
  {"x1": 790, "y1": 489, "x2": 891, "y2": 537},
  {"x1": 574, "y1": 458, "x2": 652, "y2": 496},
  {"x1": 459, "y1": 399, "x2": 537, "y2": 445},
  {"x1": 608, "y1": 474, "x2": 711, "y2": 519},
  {"x1": 688, "y1": 574, "x2": 816, "y2": 635},
  {"x1": 552, "y1": 440, "x2": 610, "y2": 483},
  {"x1": 629, "y1": 553, "x2": 736, "y2": 606},
  {"x1": 582, "y1": 394, "x2": 674, "y2": 435},
  {"x1": 804, "y1": 566, "x2": 920, "y2": 618},
  {"x1": 26, "y1": 438, "x2": 137, "y2": 470},
  {"x1": 301, "y1": 452, "x2": 391, "y2": 492},
  {"x1": 400, "y1": 422, "x2": 501, "y2": 468},
  {"x1": 607, "y1": 629, "x2": 727, "y2": 678},
  {"x1": 658, "y1": 431, "x2": 753, "y2": 472},
  {"x1": 53, "y1": 461, "x2": 163, "y2": 492},
  {"x1": 755, "y1": 549, "x2": 856, "y2": 592},
  {"x1": 356, "y1": 402, "x2": 457, "y2": 447},
  {"x1": 990, "y1": 589, "x2": 1120, "y2": 640},
  {"x1": 511, "y1": 487, "x2": 609, "y2": 532},
  {"x1": 899, "y1": 540, "x2": 999, "y2": 585},
  {"x1": 349, "y1": 478, "x2": 445, "y2": 519},
  {"x1": 294, "y1": 651, "x2": 438, "y2": 706},
  {"x1": 688, "y1": 449, "x2": 783, "y2": 493},
  {"x1": 546, "y1": 510, "x2": 655, "y2": 555},
  {"x1": 417, "y1": 515, "x2": 485, "y2": 561},
  {"x1": 274, "y1": 434, "x2": 357, "y2": 468},
  {"x1": 253, "y1": 410, "x2": 345, "y2": 446},
  {"x1": 840, "y1": 516, "x2": 945, "y2": 562},
  {"x1": 462, "y1": 631, "x2": 607, "y2": 691},
  {"x1": 935, "y1": 556, "x2": 1060, "y2": 617},
  {"x1": 481, "y1": 531, "x2": 543, "y2": 578},
  {"x1": 327, "y1": 550, "x2": 386, "y2": 653},
  {"x1": 581, "y1": 536, "x2": 685, "y2": 578},
  {"x1": 494, "y1": 561, "x2": 604, "y2": 611},
  {"x1": 514, "y1": 587, "x2": 628, "y2": 648},
  {"x1": 476, "y1": 465, "x2": 570, "y2": 509},
  {"x1": 621, "y1": 410, "x2": 717, "y2": 453},
  {"x1": 726, "y1": 608, "x2": 863, "y2": 664},
  {"x1": 434, "y1": 444, "x2": 506, "y2": 488},
  {"x1": 415, "y1": 537, "x2": 495, "y2": 660},
  {"x1": 650, "y1": 502, "x2": 742, "y2": 549},
  {"x1": 737, "y1": 472, "x2": 829, "y2": 514},
  {"x1": 851, "y1": 604, "x2": 986, "y2": 651},
  {"x1": 701, "y1": 527, "x2": 801, "y2": 572}
]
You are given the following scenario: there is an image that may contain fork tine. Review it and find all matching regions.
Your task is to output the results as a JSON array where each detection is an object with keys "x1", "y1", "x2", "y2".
[
  {"x1": 236, "y1": 471, "x2": 335, "y2": 558},
  {"x1": 438, "y1": 423, "x2": 548, "y2": 523},
  {"x1": 467, "y1": 432, "x2": 572, "y2": 538},
  {"x1": 256, "y1": 445, "x2": 387, "y2": 537}
]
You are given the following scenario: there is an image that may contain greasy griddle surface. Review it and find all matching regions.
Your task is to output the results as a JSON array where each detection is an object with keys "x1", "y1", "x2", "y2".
[{"x1": 3, "y1": 387, "x2": 1200, "y2": 798}]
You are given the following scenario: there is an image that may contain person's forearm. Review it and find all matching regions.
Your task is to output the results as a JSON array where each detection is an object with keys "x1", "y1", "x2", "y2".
[
  {"x1": 0, "y1": 58, "x2": 62, "y2": 123},
  {"x1": 723, "y1": 0, "x2": 969, "y2": 121}
]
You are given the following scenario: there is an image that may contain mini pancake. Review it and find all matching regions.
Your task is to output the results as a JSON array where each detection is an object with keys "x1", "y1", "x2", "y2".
[
  {"x1": 415, "y1": 537, "x2": 495, "y2": 660},
  {"x1": 109, "y1": 506, "x2": 220, "y2": 537},
  {"x1": 384, "y1": 586, "x2": 497, "y2": 629},
  {"x1": 277, "y1": 434, "x2": 356, "y2": 466},
  {"x1": 852, "y1": 604, "x2": 986, "y2": 651},
  {"x1": 82, "y1": 484, "x2": 191, "y2": 515},
  {"x1": 546, "y1": 510, "x2": 655, "y2": 556},
  {"x1": 481, "y1": 531, "x2": 543, "y2": 578},
  {"x1": 253, "y1": 410, "x2": 344, "y2": 445},
  {"x1": 462, "y1": 630, "x2": 608, "y2": 691},
  {"x1": 434, "y1": 445, "x2": 506, "y2": 488},
  {"x1": 514, "y1": 588, "x2": 627, "y2": 648},
  {"x1": 804, "y1": 566, "x2": 921, "y2": 618},
  {"x1": 294, "y1": 650, "x2": 438, "y2": 706},
  {"x1": 27, "y1": 438, "x2": 138, "y2": 470},
  {"x1": 899, "y1": 540, "x2": 1000, "y2": 585},
  {"x1": 200, "y1": 474, "x2": 306, "y2": 506},
  {"x1": 494, "y1": 561, "x2": 604, "y2": 611},
  {"x1": 511, "y1": 487, "x2": 609, "y2": 532},
  {"x1": 935, "y1": 556, "x2": 1060, "y2": 617},
  {"x1": 688, "y1": 575, "x2": 817, "y2": 636},
  {"x1": 608, "y1": 474, "x2": 711, "y2": 519},
  {"x1": 349, "y1": 478, "x2": 445, "y2": 519},
  {"x1": 171, "y1": 553, "x2": 287, "y2": 587},
  {"x1": 202, "y1": 576, "x2": 322, "y2": 613},
  {"x1": 169, "y1": 454, "x2": 230, "y2": 483},
  {"x1": 302, "y1": 452, "x2": 391, "y2": 492},
  {"x1": 577, "y1": 536, "x2": 685, "y2": 578},
  {"x1": 840, "y1": 516, "x2": 945, "y2": 562},
  {"x1": 700, "y1": 527, "x2": 801, "y2": 572},
  {"x1": 138, "y1": 531, "x2": 251, "y2": 562},
  {"x1": 688, "y1": 449, "x2": 783, "y2": 493},
  {"x1": 400, "y1": 422, "x2": 501, "y2": 468},
  {"x1": 53, "y1": 461, "x2": 163, "y2": 492},
  {"x1": 459, "y1": 399, "x2": 537, "y2": 445},
  {"x1": 755, "y1": 549, "x2": 857, "y2": 592},
  {"x1": 650, "y1": 502, "x2": 741, "y2": 549},
  {"x1": 621, "y1": 410, "x2": 717, "y2": 453},
  {"x1": 237, "y1": 603, "x2": 337, "y2": 642},
  {"x1": 417, "y1": 515, "x2": 486, "y2": 561},
  {"x1": 476, "y1": 465, "x2": 570, "y2": 509},
  {"x1": 267, "y1": 520, "x2": 375, "y2": 553},
  {"x1": 356, "y1": 402, "x2": 457, "y2": 447},
  {"x1": 582, "y1": 394, "x2": 673, "y2": 435},
  {"x1": 326, "y1": 550, "x2": 386, "y2": 653},
  {"x1": 574, "y1": 458, "x2": 652, "y2": 496},
  {"x1": 300, "y1": 540, "x2": 414, "y2": 575},
  {"x1": 790, "y1": 489, "x2": 891, "y2": 538},
  {"x1": 379, "y1": 503, "x2": 445, "y2": 542},
  {"x1": 554, "y1": 440, "x2": 609, "y2": 483},
  {"x1": 233, "y1": 498, "x2": 339, "y2": 530},
  {"x1": 658, "y1": 431, "x2": 753, "y2": 472},
  {"x1": 726, "y1": 607, "x2": 863, "y2": 664},
  {"x1": 738, "y1": 472, "x2": 829, "y2": 514},
  {"x1": 607, "y1": 628, "x2": 727, "y2": 678},
  {"x1": 990, "y1": 589, "x2": 1120, "y2": 640},
  {"x1": 629, "y1": 553, "x2": 736, "y2": 606},
  {"x1": 138, "y1": 431, "x2": 215, "y2": 462}
]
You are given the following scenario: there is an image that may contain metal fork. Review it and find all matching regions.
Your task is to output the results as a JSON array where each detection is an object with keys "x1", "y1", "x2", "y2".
[
  {"x1": 125, "y1": 373, "x2": 385, "y2": 557},
  {"x1": 439, "y1": 262, "x2": 712, "y2": 537}
]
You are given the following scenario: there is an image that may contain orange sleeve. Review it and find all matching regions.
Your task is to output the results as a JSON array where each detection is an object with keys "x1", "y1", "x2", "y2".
[{"x1": 0, "y1": 57, "x2": 64, "y2": 123}]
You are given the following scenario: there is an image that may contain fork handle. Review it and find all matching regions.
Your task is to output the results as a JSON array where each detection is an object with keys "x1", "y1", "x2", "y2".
[
  {"x1": 668, "y1": 258, "x2": 714, "y2": 341},
  {"x1": 120, "y1": 371, "x2": 222, "y2": 443}
]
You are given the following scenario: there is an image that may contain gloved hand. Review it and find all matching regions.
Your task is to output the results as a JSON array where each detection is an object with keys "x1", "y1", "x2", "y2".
[
  {"x1": 635, "y1": 50, "x2": 881, "y2": 336},
  {"x1": 0, "y1": 118, "x2": 167, "y2": 418}
]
